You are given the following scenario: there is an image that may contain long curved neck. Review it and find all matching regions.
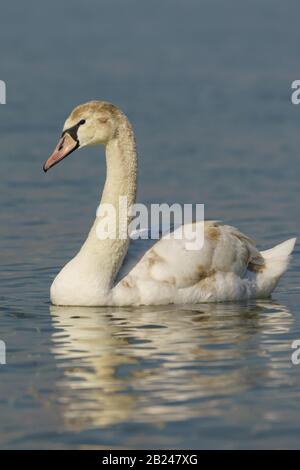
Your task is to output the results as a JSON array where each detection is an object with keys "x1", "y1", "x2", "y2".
[
  {"x1": 79, "y1": 116, "x2": 137, "y2": 291},
  {"x1": 101, "y1": 119, "x2": 137, "y2": 210}
]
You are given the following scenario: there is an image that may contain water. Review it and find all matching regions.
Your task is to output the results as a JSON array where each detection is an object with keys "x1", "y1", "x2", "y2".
[{"x1": 0, "y1": 0, "x2": 300, "y2": 449}]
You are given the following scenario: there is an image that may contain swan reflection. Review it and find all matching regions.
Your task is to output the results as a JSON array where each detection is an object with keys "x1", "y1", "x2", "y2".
[{"x1": 50, "y1": 301, "x2": 293, "y2": 430}]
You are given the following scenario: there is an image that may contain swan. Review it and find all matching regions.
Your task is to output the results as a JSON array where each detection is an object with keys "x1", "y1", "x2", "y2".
[{"x1": 43, "y1": 101, "x2": 296, "y2": 306}]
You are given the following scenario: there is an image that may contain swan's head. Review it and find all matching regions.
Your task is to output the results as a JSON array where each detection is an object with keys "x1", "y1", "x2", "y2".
[{"x1": 43, "y1": 101, "x2": 120, "y2": 172}]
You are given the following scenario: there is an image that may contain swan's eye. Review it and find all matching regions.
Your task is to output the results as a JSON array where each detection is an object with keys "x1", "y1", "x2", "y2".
[{"x1": 79, "y1": 119, "x2": 86, "y2": 125}]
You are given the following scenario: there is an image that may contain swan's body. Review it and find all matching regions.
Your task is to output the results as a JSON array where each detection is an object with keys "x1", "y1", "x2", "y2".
[{"x1": 44, "y1": 101, "x2": 296, "y2": 306}]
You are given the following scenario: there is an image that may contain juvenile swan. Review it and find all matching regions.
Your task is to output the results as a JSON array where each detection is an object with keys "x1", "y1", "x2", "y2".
[{"x1": 43, "y1": 101, "x2": 296, "y2": 306}]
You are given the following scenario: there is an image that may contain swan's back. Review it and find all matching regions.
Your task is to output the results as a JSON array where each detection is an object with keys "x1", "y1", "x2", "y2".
[{"x1": 112, "y1": 221, "x2": 295, "y2": 306}]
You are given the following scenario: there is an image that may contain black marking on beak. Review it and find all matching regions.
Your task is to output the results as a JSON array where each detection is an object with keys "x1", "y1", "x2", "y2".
[{"x1": 61, "y1": 119, "x2": 86, "y2": 143}]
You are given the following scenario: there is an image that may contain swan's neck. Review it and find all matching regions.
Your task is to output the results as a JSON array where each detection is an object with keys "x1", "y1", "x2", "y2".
[{"x1": 80, "y1": 117, "x2": 137, "y2": 292}]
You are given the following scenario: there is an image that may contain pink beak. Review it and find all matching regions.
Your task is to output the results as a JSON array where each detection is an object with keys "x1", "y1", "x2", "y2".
[{"x1": 43, "y1": 133, "x2": 79, "y2": 172}]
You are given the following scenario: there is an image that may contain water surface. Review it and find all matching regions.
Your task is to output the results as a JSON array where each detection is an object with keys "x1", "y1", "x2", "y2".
[{"x1": 0, "y1": 0, "x2": 300, "y2": 449}]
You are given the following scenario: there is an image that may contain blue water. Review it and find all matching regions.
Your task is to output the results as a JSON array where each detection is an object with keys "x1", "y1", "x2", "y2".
[{"x1": 0, "y1": 0, "x2": 300, "y2": 449}]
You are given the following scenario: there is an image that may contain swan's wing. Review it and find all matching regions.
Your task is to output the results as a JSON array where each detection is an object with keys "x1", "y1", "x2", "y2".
[
  {"x1": 115, "y1": 221, "x2": 264, "y2": 291},
  {"x1": 115, "y1": 229, "x2": 159, "y2": 282}
]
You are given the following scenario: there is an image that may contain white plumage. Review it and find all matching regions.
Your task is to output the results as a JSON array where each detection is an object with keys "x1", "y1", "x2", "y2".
[
  {"x1": 112, "y1": 222, "x2": 296, "y2": 306},
  {"x1": 43, "y1": 101, "x2": 296, "y2": 306}
]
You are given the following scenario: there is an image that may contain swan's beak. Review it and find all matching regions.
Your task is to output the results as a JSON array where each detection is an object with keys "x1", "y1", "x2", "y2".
[{"x1": 43, "y1": 133, "x2": 79, "y2": 172}]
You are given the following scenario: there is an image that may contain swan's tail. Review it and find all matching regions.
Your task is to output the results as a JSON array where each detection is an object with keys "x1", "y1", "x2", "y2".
[{"x1": 255, "y1": 238, "x2": 296, "y2": 297}]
